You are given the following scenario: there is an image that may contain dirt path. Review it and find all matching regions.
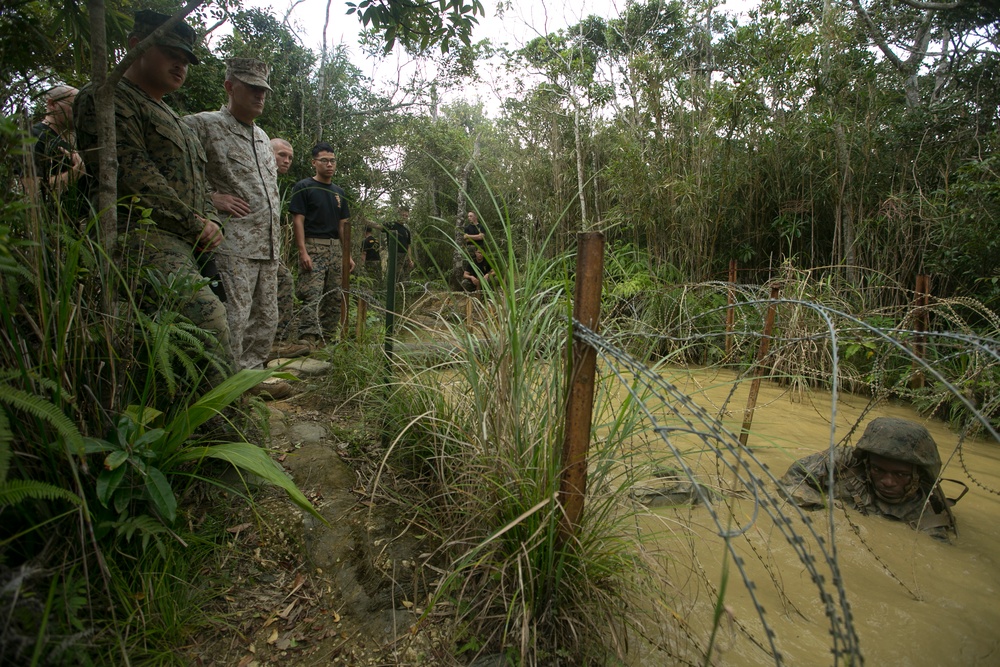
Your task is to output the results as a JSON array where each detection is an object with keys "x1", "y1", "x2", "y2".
[{"x1": 189, "y1": 360, "x2": 448, "y2": 666}]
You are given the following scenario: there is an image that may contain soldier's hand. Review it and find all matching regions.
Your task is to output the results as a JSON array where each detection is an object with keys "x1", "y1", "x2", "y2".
[
  {"x1": 212, "y1": 193, "x2": 252, "y2": 218},
  {"x1": 299, "y1": 251, "x2": 313, "y2": 272},
  {"x1": 62, "y1": 148, "x2": 85, "y2": 177},
  {"x1": 196, "y1": 218, "x2": 224, "y2": 252},
  {"x1": 349, "y1": 257, "x2": 356, "y2": 272}
]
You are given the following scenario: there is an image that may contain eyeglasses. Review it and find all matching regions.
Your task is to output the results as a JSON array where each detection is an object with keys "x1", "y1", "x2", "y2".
[{"x1": 314, "y1": 158, "x2": 336, "y2": 165}]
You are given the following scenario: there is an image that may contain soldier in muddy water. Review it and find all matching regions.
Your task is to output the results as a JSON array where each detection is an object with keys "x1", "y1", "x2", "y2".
[
  {"x1": 778, "y1": 417, "x2": 963, "y2": 541},
  {"x1": 74, "y1": 9, "x2": 233, "y2": 380}
]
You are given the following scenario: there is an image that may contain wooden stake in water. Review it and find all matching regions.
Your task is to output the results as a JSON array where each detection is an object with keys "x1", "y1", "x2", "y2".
[
  {"x1": 739, "y1": 284, "x2": 781, "y2": 448},
  {"x1": 558, "y1": 232, "x2": 605, "y2": 546},
  {"x1": 910, "y1": 274, "x2": 930, "y2": 390},
  {"x1": 726, "y1": 259, "x2": 737, "y2": 357}
]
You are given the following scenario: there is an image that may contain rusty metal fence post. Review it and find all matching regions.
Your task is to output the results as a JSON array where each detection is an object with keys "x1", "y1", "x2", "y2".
[{"x1": 558, "y1": 232, "x2": 605, "y2": 547}]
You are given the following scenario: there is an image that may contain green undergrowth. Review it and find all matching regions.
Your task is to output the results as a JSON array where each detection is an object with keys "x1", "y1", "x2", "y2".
[
  {"x1": 0, "y1": 120, "x2": 320, "y2": 663},
  {"x1": 366, "y1": 206, "x2": 686, "y2": 666}
]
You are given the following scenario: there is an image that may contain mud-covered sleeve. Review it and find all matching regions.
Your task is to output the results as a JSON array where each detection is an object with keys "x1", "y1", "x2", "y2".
[
  {"x1": 116, "y1": 95, "x2": 203, "y2": 241},
  {"x1": 777, "y1": 448, "x2": 852, "y2": 509}
]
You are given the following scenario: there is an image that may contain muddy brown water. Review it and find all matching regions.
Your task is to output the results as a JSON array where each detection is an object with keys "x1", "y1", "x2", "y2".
[{"x1": 626, "y1": 368, "x2": 1000, "y2": 666}]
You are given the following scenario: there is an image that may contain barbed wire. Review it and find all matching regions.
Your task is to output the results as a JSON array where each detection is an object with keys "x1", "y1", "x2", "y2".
[{"x1": 572, "y1": 319, "x2": 863, "y2": 666}]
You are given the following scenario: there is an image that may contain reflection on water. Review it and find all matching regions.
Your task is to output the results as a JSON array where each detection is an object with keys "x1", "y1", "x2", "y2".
[{"x1": 630, "y1": 368, "x2": 1000, "y2": 666}]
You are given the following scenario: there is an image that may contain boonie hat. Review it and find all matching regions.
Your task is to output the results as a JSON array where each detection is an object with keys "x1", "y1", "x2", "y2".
[
  {"x1": 226, "y1": 58, "x2": 272, "y2": 91},
  {"x1": 132, "y1": 10, "x2": 200, "y2": 65}
]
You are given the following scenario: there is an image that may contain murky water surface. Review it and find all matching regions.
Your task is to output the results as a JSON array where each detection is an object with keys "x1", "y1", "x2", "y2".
[{"x1": 629, "y1": 368, "x2": 1000, "y2": 666}]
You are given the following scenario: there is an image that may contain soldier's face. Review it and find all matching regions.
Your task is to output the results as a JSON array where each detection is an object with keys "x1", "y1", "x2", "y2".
[
  {"x1": 272, "y1": 143, "x2": 293, "y2": 174},
  {"x1": 868, "y1": 454, "x2": 916, "y2": 500},
  {"x1": 135, "y1": 43, "x2": 189, "y2": 94},
  {"x1": 227, "y1": 79, "x2": 267, "y2": 122},
  {"x1": 467, "y1": 211, "x2": 477, "y2": 224}
]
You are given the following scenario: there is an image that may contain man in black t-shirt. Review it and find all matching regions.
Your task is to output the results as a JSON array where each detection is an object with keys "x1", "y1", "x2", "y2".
[
  {"x1": 461, "y1": 246, "x2": 495, "y2": 291},
  {"x1": 463, "y1": 210, "x2": 485, "y2": 250},
  {"x1": 359, "y1": 226, "x2": 382, "y2": 290},
  {"x1": 289, "y1": 142, "x2": 354, "y2": 344},
  {"x1": 381, "y1": 206, "x2": 414, "y2": 281}
]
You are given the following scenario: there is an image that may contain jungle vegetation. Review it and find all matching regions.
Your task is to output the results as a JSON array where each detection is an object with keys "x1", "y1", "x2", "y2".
[{"x1": 1, "y1": 0, "x2": 998, "y2": 663}]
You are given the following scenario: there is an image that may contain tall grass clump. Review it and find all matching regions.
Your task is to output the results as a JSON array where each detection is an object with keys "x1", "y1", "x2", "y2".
[
  {"x1": 370, "y1": 201, "x2": 690, "y2": 665},
  {"x1": 0, "y1": 119, "x2": 318, "y2": 663}
]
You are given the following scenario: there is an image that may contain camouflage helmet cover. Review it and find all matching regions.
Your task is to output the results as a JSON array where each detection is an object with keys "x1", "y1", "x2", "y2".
[
  {"x1": 226, "y1": 58, "x2": 272, "y2": 91},
  {"x1": 132, "y1": 10, "x2": 200, "y2": 65},
  {"x1": 854, "y1": 417, "x2": 942, "y2": 482}
]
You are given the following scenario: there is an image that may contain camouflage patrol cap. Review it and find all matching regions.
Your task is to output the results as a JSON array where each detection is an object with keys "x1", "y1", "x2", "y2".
[
  {"x1": 855, "y1": 417, "x2": 942, "y2": 482},
  {"x1": 226, "y1": 58, "x2": 272, "y2": 91},
  {"x1": 132, "y1": 10, "x2": 200, "y2": 65}
]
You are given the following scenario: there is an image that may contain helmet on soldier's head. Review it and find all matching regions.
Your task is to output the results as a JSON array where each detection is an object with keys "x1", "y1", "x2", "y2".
[
  {"x1": 131, "y1": 10, "x2": 200, "y2": 64},
  {"x1": 854, "y1": 417, "x2": 942, "y2": 483}
]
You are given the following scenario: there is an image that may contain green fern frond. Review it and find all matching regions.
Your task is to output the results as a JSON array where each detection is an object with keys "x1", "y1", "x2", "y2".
[
  {"x1": 0, "y1": 478, "x2": 82, "y2": 507},
  {"x1": 0, "y1": 384, "x2": 85, "y2": 456},
  {"x1": 0, "y1": 410, "x2": 10, "y2": 481},
  {"x1": 110, "y1": 512, "x2": 171, "y2": 555}
]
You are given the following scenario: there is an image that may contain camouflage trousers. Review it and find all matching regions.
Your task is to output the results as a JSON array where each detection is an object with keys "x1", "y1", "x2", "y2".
[
  {"x1": 216, "y1": 254, "x2": 278, "y2": 370},
  {"x1": 361, "y1": 260, "x2": 383, "y2": 300},
  {"x1": 297, "y1": 237, "x2": 344, "y2": 341},
  {"x1": 125, "y1": 229, "x2": 233, "y2": 380},
  {"x1": 275, "y1": 260, "x2": 296, "y2": 343}
]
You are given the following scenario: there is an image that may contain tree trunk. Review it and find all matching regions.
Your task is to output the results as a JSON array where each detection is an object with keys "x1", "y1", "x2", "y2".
[
  {"x1": 573, "y1": 103, "x2": 588, "y2": 231},
  {"x1": 87, "y1": 0, "x2": 118, "y2": 262},
  {"x1": 315, "y1": 0, "x2": 333, "y2": 141}
]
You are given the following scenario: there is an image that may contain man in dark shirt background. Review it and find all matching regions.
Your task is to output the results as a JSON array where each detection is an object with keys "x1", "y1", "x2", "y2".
[
  {"x1": 289, "y1": 142, "x2": 354, "y2": 345},
  {"x1": 360, "y1": 225, "x2": 382, "y2": 276},
  {"x1": 380, "y1": 206, "x2": 414, "y2": 281}
]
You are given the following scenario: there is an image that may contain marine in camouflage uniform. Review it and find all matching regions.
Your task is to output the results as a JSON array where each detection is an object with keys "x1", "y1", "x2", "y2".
[
  {"x1": 779, "y1": 417, "x2": 958, "y2": 540},
  {"x1": 74, "y1": 10, "x2": 233, "y2": 375},
  {"x1": 271, "y1": 138, "x2": 298, "y2": 345},
  {"x1": 184, "y1": 59, "x2": 280, "y2": 370}
]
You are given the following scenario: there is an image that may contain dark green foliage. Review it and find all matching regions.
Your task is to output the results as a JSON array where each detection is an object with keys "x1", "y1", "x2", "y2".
[{"x1": 346, "y1": 0, "x2": 485, "y2": 54}]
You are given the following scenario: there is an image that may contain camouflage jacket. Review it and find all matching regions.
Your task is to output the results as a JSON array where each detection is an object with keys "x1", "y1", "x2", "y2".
[
  {"x1": 74, "y1": 78, "x2": 217, "y2": 243},
  {"x1": 778, "y1": 446, "x2": 955, "y2": 535},
  {"x1": 183, "y1": 107, "x2": 280, "y2": 260}
]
